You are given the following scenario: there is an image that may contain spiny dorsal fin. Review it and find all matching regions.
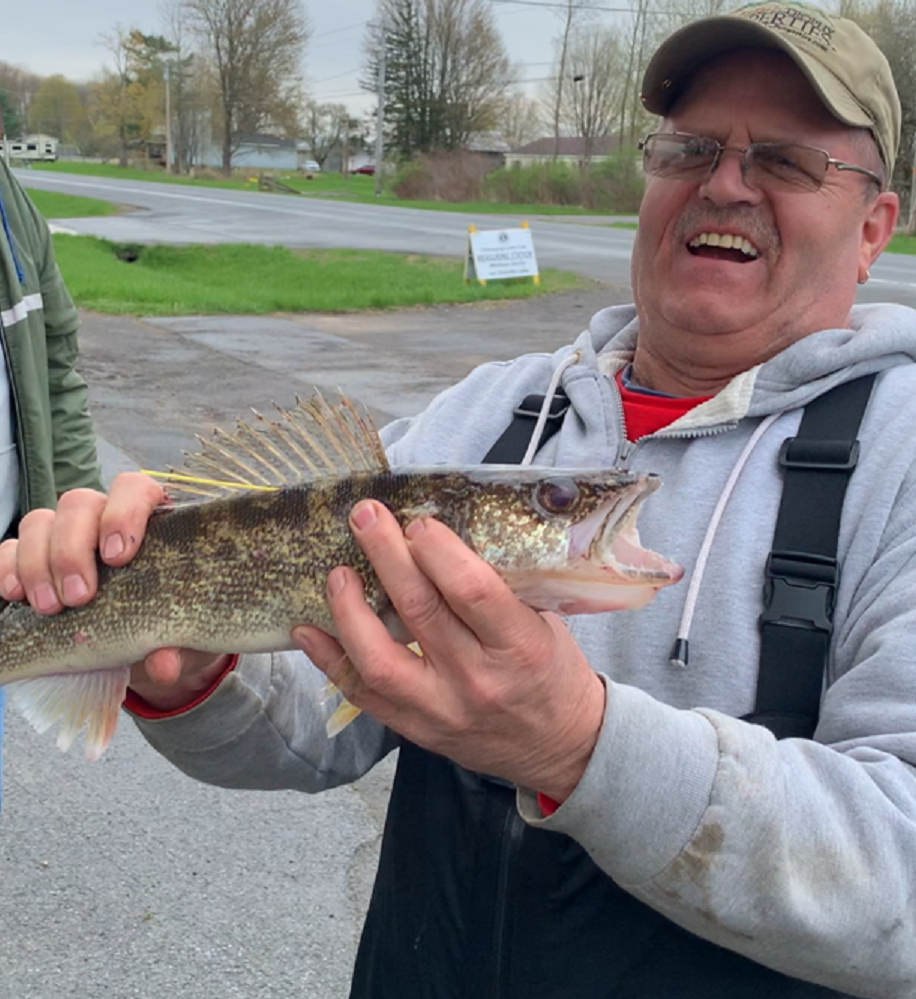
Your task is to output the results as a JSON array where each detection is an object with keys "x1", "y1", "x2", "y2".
[{"x1": 152, "y1": 392, "x2": 388, "y2": 502}]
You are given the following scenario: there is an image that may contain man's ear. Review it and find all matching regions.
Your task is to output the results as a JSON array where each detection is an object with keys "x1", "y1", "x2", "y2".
[{"x1": 858, "y1": 190, "x2": 899, "y2": 282}]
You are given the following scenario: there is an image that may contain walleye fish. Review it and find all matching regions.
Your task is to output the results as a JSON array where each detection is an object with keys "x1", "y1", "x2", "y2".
[{"x1": 0, "y1": 394, "x2": 682, "y2": 760}]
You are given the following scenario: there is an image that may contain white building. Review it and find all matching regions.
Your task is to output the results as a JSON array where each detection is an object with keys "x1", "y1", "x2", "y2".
[{"x1": 0, "y1": 134, "x2": 58, "y2": 161}]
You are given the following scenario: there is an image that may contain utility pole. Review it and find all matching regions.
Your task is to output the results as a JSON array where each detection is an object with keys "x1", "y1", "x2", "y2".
[
  {"x1": 553, "y1": 0, "x2": 576, "y2": 159},
  {"x1": 374, "y1": 26, "x2": 387, "y2": 196},
  {"x1": 164, "y1": 61, "x2": 173, "y2": 174}
]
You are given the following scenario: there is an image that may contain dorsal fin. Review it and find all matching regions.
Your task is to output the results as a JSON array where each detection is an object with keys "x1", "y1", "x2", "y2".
[{"x1": 148, "y1": 392, "x2": 389, "y2": 502}]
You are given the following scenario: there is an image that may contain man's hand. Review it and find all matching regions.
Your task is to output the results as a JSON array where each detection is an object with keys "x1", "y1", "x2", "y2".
[
  {"x1": 294, "y1": 500, "x2": 607, "y2": 802},
  {"x1": 0, "y1": 471, "x2": 230, "y2": 711}
]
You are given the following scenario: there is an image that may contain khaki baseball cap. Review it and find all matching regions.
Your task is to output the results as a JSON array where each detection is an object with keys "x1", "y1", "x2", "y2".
[{"x1": 640, "y1": 1, "x2": 900, "y2": 174}]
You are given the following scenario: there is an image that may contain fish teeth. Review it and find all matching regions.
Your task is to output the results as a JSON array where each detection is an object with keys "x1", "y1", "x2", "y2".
[{"x1": 688, "y1": 232, "x2": 759, "y2": 258}]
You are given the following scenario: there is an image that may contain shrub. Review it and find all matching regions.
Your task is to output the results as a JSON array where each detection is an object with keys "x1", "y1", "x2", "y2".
[
  {"x1": 391, "y1": 150, "x2": 495, "y2": 202},
  {"x1": 483, "y1": 146, "x2": 644, "y2": 212}
]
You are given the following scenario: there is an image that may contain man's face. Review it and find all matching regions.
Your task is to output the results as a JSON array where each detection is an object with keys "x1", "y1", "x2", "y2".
[{"x1": 631, "y1": 48, "x2": 897, "y2": 361}]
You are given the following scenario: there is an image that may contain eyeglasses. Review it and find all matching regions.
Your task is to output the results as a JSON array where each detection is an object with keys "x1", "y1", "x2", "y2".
[{"x1": 638, "y1": 132, "x2": 883, "y2": 193}]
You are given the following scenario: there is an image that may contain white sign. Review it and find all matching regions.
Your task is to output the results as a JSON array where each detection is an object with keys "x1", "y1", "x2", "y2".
[{"x1": 465, "y1": 225, "x2": 540, "y2": 284}]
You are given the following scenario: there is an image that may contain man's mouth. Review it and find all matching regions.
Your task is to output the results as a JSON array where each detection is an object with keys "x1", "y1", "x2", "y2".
[{"x1": 687, "y1": 231, "x2": 759, "y2": 262}]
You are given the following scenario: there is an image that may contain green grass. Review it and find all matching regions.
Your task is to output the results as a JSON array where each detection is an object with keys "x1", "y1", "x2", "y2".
[
  {"x1": 51, "y1": 235, "x2": 587, "y2": 315},
  {"x1": 887, "y1": 233, "x2": 916, "y2": 255},
  {"x1": 28, "y1": 188, "x2": 121, "y2": 218},
  {"x1": 28, "y1": 159, "x2": 255, "y2": 191},
  {"x1": 28, "y1": 160, "x2": 620, "y2": 217}
]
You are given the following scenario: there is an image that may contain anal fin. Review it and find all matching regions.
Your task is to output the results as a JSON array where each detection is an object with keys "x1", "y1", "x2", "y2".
[{"x1": 9, "y1": 666, "x2": 130, "y2": 761}]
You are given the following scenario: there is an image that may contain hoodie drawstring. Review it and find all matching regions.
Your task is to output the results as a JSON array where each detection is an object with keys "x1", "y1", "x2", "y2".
[
  {"x1": 520, "y1": 351, "x2": 582, "y2": 467},
  {"x1": 670, "y1": 412, "x2": 782, "y2": 668}
]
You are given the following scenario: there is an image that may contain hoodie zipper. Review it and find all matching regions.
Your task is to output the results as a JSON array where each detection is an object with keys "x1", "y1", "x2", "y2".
[{"x1": 609, "y1": 376, "x2": 737, "y2": 468}]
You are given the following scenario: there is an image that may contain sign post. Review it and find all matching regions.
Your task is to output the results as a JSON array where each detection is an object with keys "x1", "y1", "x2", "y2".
[{"x1": 465, "y1": 222, "x2": 540, "y2": 286}]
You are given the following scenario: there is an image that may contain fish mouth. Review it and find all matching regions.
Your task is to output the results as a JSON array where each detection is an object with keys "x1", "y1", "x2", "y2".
[
  {"x1": 570, "y1": 478, "x2": 682, "y2": 585},
  {"x1": 501, "y1": 477, "x2": 683, "y2": 616}
]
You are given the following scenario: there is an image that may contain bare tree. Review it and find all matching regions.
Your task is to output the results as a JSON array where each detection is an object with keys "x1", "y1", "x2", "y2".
[
  {"x1": 158, "y1": 0, "x2": 208, "y2": 172},
  {"x1": 497, "y1": 91, "x2": 544, "y2": 151},
  {"x1": 300, "y1": 101, "x2": 348, "y2": 168},
  {"x1": 184, "y1": 0, "x2": 310, "y2": 174},
  {"x1": 840, "y1": 0, "x2": 916, "y2": 231},
  {"x1": 363, "y1": 0, "x2": 512, "y2": 158},
  {"x1": 541, "y1": 0, "x2": 591, "y2": 157},
  {"x1": 561, "y1": 26, "x2": 626, "y2": 161},
  {"x1": 432, "y1": 0, "x2": 514, "y2": 148}
]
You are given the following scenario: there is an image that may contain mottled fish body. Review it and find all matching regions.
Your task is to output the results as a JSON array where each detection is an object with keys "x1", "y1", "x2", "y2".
[{"x1": 0, "y1": 395, "x2": 682, "y2": 759}]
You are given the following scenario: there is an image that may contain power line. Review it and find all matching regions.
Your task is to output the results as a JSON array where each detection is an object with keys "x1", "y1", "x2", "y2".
[
  {"x1": 311, "y1": 20, "x2": 368, "y2": 40},
  {"x1": 311, "y1": 66, "x2": 362, "y2": 84}
]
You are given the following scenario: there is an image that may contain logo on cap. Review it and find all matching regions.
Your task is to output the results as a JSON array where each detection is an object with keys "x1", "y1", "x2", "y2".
[{"x1": 736, "y1": 1, "x2": 835, "y2": 51}]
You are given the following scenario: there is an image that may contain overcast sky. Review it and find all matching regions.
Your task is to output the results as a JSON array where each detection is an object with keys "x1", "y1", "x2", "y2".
[{"x1": 7, "y1": 0, "x2": 565, "y2": 119}]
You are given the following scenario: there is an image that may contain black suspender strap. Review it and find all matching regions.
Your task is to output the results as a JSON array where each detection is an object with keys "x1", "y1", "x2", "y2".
[
  {"x1": 745, "y1": 374, "x2": 877, "y2": 740},
  {"x1": 482, "y1": 389, "x2": 570, "y2": 464}
]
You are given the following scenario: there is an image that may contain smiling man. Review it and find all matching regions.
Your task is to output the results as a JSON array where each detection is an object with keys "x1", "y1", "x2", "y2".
[{"x1": 3, "y1": 3, "x2": 916, "y2": 997}]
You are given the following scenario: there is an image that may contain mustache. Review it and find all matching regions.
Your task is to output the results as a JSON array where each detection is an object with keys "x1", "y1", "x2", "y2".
[{"x1": 672, "y1": 206, "x2": 779, "y2": 255}]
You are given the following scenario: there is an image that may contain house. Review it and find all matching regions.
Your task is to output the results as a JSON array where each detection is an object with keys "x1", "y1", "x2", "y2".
[
  {"x1": 505, "y1": 135, "x2": 623, "y2": 168},
  {"x1": 466, "y1": 133, "x2": 510, "y2": 171},
  {"x1": 199, "y1": 133, "x2": 299, "y2": 171}
]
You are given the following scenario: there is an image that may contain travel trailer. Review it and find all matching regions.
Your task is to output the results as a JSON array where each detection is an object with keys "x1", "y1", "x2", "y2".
[{"x1": 0, "y1": 134, "x2": 59, "y2": 162}]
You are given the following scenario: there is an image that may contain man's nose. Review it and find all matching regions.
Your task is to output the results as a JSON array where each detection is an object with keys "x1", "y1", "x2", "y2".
[{"x1": 699, "y1": 147, "x2": 764, "y2": 206}]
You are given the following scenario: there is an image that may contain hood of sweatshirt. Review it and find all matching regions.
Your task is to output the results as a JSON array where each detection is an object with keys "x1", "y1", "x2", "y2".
[{"x1": 572, "y1": 302, "x2": 916, "y2": 428}]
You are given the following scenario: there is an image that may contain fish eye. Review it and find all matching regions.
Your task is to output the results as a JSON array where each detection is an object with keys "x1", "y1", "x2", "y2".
[{"x1": 534, "y1": 478, "x2": 581, "y2": 516}]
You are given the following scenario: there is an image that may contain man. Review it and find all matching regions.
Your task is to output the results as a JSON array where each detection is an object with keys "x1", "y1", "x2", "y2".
[
  {"x1": 0, "y1": 155, "x2": 102, "y2": 811},
  {"x1": 1, "y1": 2, "x2": 914, "y2": 994}
]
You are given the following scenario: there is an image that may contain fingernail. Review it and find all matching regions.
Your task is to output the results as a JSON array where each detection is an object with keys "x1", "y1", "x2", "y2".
[
  {"x1": 102, "y1": 533, "x2": 125, "y2": 560},
  {"x1": 1, "y1": 574, "x2": 19, "y2": 597},
  {"x1": 327, "y1": 567, "x2": 348, "y2": 598},
  {"x1": 34, "y1": 582, "x2": 59, "y2": 613},
  {"x1": 350, "y1": 502, "x2": 377, "y2": 531},
  {"x1": 405, "y1": 518, "x2": 426, "y2": 540},
  {"x1": 62, "y1": 574, "x2": 89, "y2": 604}
]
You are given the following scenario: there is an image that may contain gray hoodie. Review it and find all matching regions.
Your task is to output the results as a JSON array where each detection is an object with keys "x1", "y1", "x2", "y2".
[{"x1": 135, "y1": 301, "x2": 916, "y2": 997}]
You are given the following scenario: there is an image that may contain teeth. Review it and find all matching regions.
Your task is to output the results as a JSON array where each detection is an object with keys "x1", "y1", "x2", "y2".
[{"x1": 689, "y1": 232, "x2": 759, "y2": 258}]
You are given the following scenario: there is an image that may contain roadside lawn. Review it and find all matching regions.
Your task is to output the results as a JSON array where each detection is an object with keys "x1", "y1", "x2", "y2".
[
  {"x1": 888, "y1": 233, "x2": 916, "y2": 255},
  {"x1": 51, "y1": 235, "x2": 588, "y2": 315},
  {"x1": 25, "y1": 159, "x2": 621, "y2": 217},
  {"x1": 26, "y1": 189, "x2": 121, "y2": 218}
]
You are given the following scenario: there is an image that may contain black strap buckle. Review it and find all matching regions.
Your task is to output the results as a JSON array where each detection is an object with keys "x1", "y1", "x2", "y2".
[
  {"x1": 760, "y1": 550, "x2": 838, "y2": 634},
  {"x1": 778, "y1": 437, "x2": 860, "y2": 471},
  {"x1": 513, "y1": 392, "x2": 570, "y2": 422}
]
